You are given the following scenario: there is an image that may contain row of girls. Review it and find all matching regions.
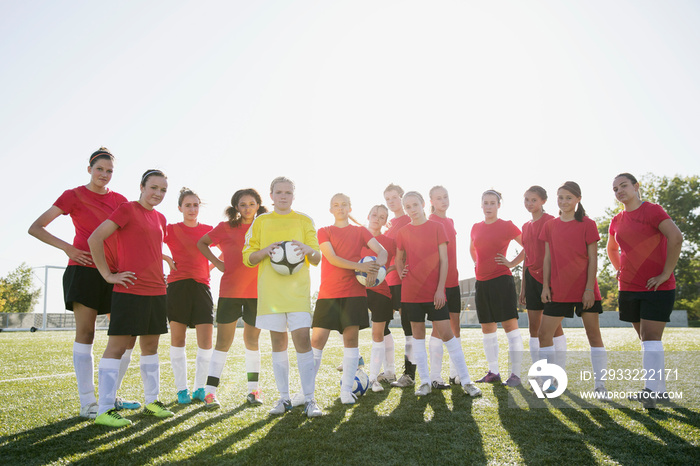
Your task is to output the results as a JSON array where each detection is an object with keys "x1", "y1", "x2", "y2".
[{"x1": 28, "y1": 148, "x2": 682, "y2": 427}]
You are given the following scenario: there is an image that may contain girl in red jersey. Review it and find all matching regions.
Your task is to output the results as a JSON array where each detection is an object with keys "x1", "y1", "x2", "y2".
[
  {"x1": 197, "y1": 189, "x2": 268, "y2": 408},
  {"x1": 519, "y1": 186, "x2": 564, "y2": 366},
  {"x1": 28, "y1": 147, "x2": 139, "y2": 419},
  {"x1": 607, "y1": 173, "x2": 682, "y2": 409},
  {"x1": 396, "y1": 192, "x2": 481, "y2": 398},
  {"x1": 540, "y1": 181, "x2": 608, "y2": 397},
  {"x1": 311, "y1": 193, "x2": 387, "y2": 404},
  {"x1": 88, "y1": 169, "x2": 174, "y2": 427},
  {"x1": 470, "y1": 189, "x2": 525, "y2": 387},
  {"x1": 163, "y1": 188, "x2": 214, "y2": 405}
]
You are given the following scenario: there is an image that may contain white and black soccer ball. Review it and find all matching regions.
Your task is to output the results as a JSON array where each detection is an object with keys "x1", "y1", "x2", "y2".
[
  {"x1": 270, "y1": 241, "x2": 305, "y2": 275},
  {"x1": 355, "y1": 256, "x2": 387, "y2": 287},
  {"x1": 340, "y1": 368, "x2": 370, "y2": 396}
]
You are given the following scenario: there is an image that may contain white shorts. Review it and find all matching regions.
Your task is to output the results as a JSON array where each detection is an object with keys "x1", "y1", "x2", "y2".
[{"x1": 256, "y1": 312, "x2": 312, "y2": 333}]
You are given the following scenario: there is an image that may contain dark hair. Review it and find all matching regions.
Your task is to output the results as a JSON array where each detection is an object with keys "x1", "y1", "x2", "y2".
[
  {"x1": 89, "y1": 147, "x2": 114, "y2": 166},
  {"x1": 178, "y1": 187, "x2": 200, "y2": 207},
  {"x1": 615, "y1": 173, "x2": 638, "y2": 184},
  {"x1": 140, "y1": 169, "x2": 166, "y2": 187},
  {"x1": 384, "y1": 183, "x2": 404, "y2": 197},
  {"x1": 482, "y1": 189, "x2": 502, "y2": 202},
  {"x1": 525, "y1": 185, "x2": 547, "y2": 200},
  {"x1": 226, "y1": 188, "x2": 267, "y2": 228},
  {"x1": 558, "y1": 181, "x2": 586, "y2": 222}
]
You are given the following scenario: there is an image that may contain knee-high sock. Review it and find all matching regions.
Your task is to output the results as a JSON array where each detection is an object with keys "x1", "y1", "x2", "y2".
[
  {"x1": 445, "y1": 337, "x2": 472, "y2": 384},
  {"x1": 312, "y1": 347, "x2": 323, "y2": 379},
  {"x1": 271, "y1": 351, "x2": 290, "y2": 400},
  {"x1": 384, "y1": 334, "x2": 395, "y2": 375},
  {"x1": 553, "y1": 334, "x2": 567, "y2": 370},
  {"x1": 97, "y1": 358, "x2": 121, "y2": 416},
  {"x1": 449, "y1": 336, "x2": 461, "y2": 379},
  {"x1": 341, "y1": 347, "x2": 360, "y2": 394},
  {"x1": 245, "y1": 348, "x2": 261, "y2": 392},
  {"x1": 170, "y1": 346, "x2": 188, "y2": 392},
  {"x1": 412, "y1": 338, "x2": 429, "y2": 385},
  {"x1": 370, "y1": 341, "x2": 385, "y2": 381},
  {"x1": 483, "y1": 332, "x2": 499, "y2": 374},
  {"x1": 529, "y1": 337, "x2": 540, "y2": 365},
  {"x1": 405, "y1": 335, "x2": 414, "y2": 364},
  {"x1": 205, "y1": 349, "x2": 228, "y2": 396},
  {"x1": 590, "y1": 346, "x2": 607, "y2": 389},
  {"x1": 140, "y1": 353, "x2": 160, "y2": 405},
  {"x1": 73, "y1": 342, "x2": 96, "y2": 406},
  {"x1": 297, "y1": 350, "x2": 315, "y2": 402},
  {"x1": 506, "y1": 329, "x2": 524, "y2": 377},
  {"x1": 429, "y1": 336, "x2": 444, "y2": 382},
  {"x1": 539, "y1": 345, "x2": 555, "y2": 388},
  {"x1": 195, "y1": 347, "x2": 213, "y2": 390},
  {"x1": 642, "y1": 340, "x2": 665, "y2": 393},
  {"x1": 116, "y1": 348, "x2": 133, "y2": 391}
]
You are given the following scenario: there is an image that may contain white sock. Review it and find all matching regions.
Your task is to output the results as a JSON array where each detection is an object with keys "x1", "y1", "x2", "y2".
[
  {"x1": 539, "y1": 345, "x2": 555, "y2": 387},
  {"x1": 590, "y1": 346, "x2": 607, "y2": 389},
  {"x1": 553, "y1": 334, "x2": 567, "y2": 370},
  {"x1": 506, "y1": 329, "x2": 524, "y2": 378},
  {"x1": 445, "y1": 337, "x2": 472, "y2": 384},
  {"x1": 384, "y1": 334, "x2": 395, "y2": 375},
  {"x1": 73, "y1": 342, "x2": 96, "y2": 406},
  {"x1": 140, "y1": 353, "x2": 160, "y2": 405},
  {"x1": 405, "y1": 335, "x2": 414, "y2": 364},
  {"x1": 429, "y1": 336, "x2": 444, "y2": 382},
  {"x1": 341, "y1": 347, "x2": 360, "y2": 394},
  {"x1": 245, "y1": 348, "x2": 261, "y2": 392},
  {"x1": 529, "y1": 337, "x2": 540, "y2": 365},
  {"x1": 370, "y1": 341, "x2": 385, "y2": 381},
  {"x1": 97, "y1": 358, "x2": 120, "y2": 415},
  {"x1": 642, "y1": 340, "x2": 664, "y2": 393},
  {"x1": 116, "y1": 348, "x2": 132, "y2": 391},
  {"x1": 297, "y1": 350, "x2": 315, "y2": 402},
  {"x1": 170, "y1": 346, "x2": 188, "y2": 392},
  {"x1": 483, "y1": 332, "x2": 499, "y2": 374},
  {"x1": 413, "y1": 338, "x2": 429, "y2": 385},
  {"x1": 205, "y1": 349, "x2": 228, "y2": 396},
  {"x1": 312, "y1": 347, "x2": 323, "y2": 379},
  {"x1": 195, "y1": 347, "x2": 213, "y2": 390},
  {"x1": 449, "y1": 336, "x2": 461, "y2": 379},
  {"x1": 271, "y1": 351, "x2": 290, "y2": 400}
]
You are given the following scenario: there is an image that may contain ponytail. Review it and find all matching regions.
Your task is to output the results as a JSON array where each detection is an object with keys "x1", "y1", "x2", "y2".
[
  {"x1": 575, "y1": 202, "x2": 586, "y2": 222},
  {"x1": 558, "y1": 181, "x2": 585, "y2": 222}
]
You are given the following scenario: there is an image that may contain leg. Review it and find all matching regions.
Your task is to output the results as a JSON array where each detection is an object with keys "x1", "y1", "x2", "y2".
[
  {"x1": 429, "y1": 323, "x2": 445, "y2": 384},
  {"x1": 640, "y1": 319, "x2": 667, "y2": 393},
  {"x1": 72, "y1": 303, "x2": 99, "y2": 411},
  {"x1": 502, "y1": 318, "x2": 524, "y2": 382},
  {"x1": 410, "y1": 322, "x2": 430, "y2": 388},
  {"x1": 291, "y1": 326, "x2": 315, "y2": 402},
  {"x1": 581, "y1": 313, "x2": 606, "y2": 389},
  {"x1": 193, "y1": 324, "x2": 214, "y2": 394},
  {"x1": 138, "y1": 334, "x2": 162, "y2": 405},
  {"x1": 527, "y1": 310, "x2": 542, "y2": 363},
  {"x1": 479, "y1": 322, "x2": 500, "y2": 381},
  {"x1": 340, "y1": 326, "x2": 361, "y2": 402},
  {"x1": 97, "y1": 335, "x2": 135, "y2": 416},
  {"x1": 310, "y1": 327, "x2": 331, "y2": 378},
  {"x1": 169, "y1": 321, "x2": 189, "y2": 394},
  {"x1": 204, "y1": 321, "x2": 236, "y2": 399},
  {"x1": 370, "y1": 321, "x2": 386, "y2": 384},
  {"x1": 243, "y1": 323, "x2": 262, "y2": 396}
]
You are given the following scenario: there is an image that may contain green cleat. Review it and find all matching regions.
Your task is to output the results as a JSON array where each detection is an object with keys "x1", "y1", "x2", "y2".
[
  {"x1": 144, "y1": 400, "x2": 174, "y2": 418},
  {"x1": 95, "y1": 409, "x2": 132, "y2": 427}
]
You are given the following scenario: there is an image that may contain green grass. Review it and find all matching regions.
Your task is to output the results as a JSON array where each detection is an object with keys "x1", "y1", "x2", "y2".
[{"x1": 1, "y1": 328, "x2": 699, "y2": 465}]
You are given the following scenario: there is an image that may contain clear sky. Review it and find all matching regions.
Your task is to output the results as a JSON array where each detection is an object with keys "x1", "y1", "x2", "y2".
[{"x1": 1, "y1": 0, "x2": 699, "y2": 311}]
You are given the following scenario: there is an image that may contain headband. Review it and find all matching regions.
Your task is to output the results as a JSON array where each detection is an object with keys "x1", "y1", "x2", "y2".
[
  {"x1": 89, "y1": 149, "x2": 112, "y2": 164},
  {"x1": 141, "y1": 170, "x2": 162, "y2": 184},
  {"x1": 483, "y1": 189, "x2": 502, "y2": 200}
]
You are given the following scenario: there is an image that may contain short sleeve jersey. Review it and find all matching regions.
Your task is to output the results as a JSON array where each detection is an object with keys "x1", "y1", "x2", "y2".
[
  {"x1": 429, "y1": 214, "x2": 459, "y2": 288},
  {"x1": 361, "y1": 234, "x2": 395, "y2": 299},
  {"x1": 540, "y1": 217, "x2": 601, "y2": 302},
  {"x1": 384, "y1": 214, "x2": 411, "y2": 287},
  {"x1": 470, "y1": 219, "x2": 521, "y2": 281},
  {"x1": 318, "y1": 225, "x2": 374, "y2": 299},
  {"x1": 242, "y1": 210, "x2": 319, "y2": 315},
  {"x1": 108, "y1": 201, "x2": 167, "y2": 296},
  {"x1": 521, "y1": 213, "x2": 555, "y2": 284},
  {"x1": 164, "y1": 222, "x2": 212, "y2": 285},
  {"x1": 209, "y1": 221, "x2": 258, "y2": 299},
  {"x1": 53, "y1": 186, "x2": 127, "y2": 270},
  {"x1": 396, "y1": 220, "x2": 448, "y2": 303},
  {"x1": 609, "y1": 202, "x2": 675, "y2": 292}
]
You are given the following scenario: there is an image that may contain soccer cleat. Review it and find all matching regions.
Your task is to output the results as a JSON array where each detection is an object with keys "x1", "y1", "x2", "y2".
[
  {"x1": 449, "y1": 375, "x2": 461, "y2": 386},
  {"x1": 95, "y1": 408, "x2": 132, "y2": 427},
  {"x1": 337, "y1": 356, "x2": 365, "y2": 372},
  {"x1": 336, "y1": 362, "x2": 344, "y2": 372},
  {"x1": 476, "y1": 371, "x2": 501, "y2": 383},
  {"x1": 340, "y1": 390, "x2": 357, "y2": 405},
  {"x1": 377, "y1": 372, "x2": 396, "y2": 384},
  {"x1": 629, "y1": 388, "x2": 656, "y2": 409},
  {"x1": 543, "y1": 379, "x2": 558, "y2": 394},
  {"x1": 80, "y1": 402, "x2": 99, "y2": 419},
  {"x1": 246, "y1": 390, "x2": 263, "y2": 406},
  {"x1": 463, "y1": 383, "x2": 482, "y2": 397},
  {"x1": 594, "y1": 385, "x2": 611, "y2": 401},
  {"x1": 144, "y1": 400, "x2": 174, "y2": 418},
  {"x1": 291, "y1": 392, "x2": 306, "y2": 407},
  {"x1": 177, "y1": 389, "x2": 191, "y2": 404},
  {"x1": 191, "y1": 388, "x2": 206, "y2": 402},
  {"x1": 390, "y1": 374, "x2": 414, "y2": 388},
  {"x1": 304, "y1": 399, "x2": 323, "y2": 418},
  {"x1": 269, "y1": 398, "x2": 292, "y2": 415},
  {"x1": 370, "y1": 379, "x2": 384, "y2": 392},
  {"x1": 204, "y1": 393, "x2": 221, "y2": 409},
  {"x1": 432, "y1": 380, "x2": 450, "y2": 390},
  {"x1": 114, "y1": 396, "x2": 141, "y2": 410},
  {"x1": 502, "y1": 373, "x2": 521, "y2": 387},
  {"x1": 415, "y1": 383, "x2": 432, "y2": 396}
]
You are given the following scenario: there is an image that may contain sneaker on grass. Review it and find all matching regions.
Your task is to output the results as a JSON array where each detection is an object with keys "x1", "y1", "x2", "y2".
[
  {"x1": 432, "y1": 380, "x2": 450, "y2": 390},
  {"x1": 177, "y1": 389, "x2": 191, "y2": 404},
  {"x1": 144, "y1": 400, "x2": 174, "y2": 418},
  {"x1": 269, "y1": 398, "x2": 292, "y2": 415},
  {"x1": 114, "y1": 396, "x2": 141, "y2": 410},
  {"x1": 449, "y1": 375, "x2": 461, "y2": 386},
  {"x1": 340, "y1": 391, "x2": 357, "y2": 405},
  {"x1": 476, "y1": 371, "x2": 501, "y2": 383},
  {"x1": 629, "y1": 388, "x2": 656, "y2": 409},
  {"x1": 377, "y1": 372, "x2": 396, "y2": 384},
  {"x1": 246, "y1": 390, "x2": 263, "y2": 406},
  {"x1": 502, "y1": 373, "x2": 521, "y2": 387},
  {"x1": 304, "y1": 399, "x2": 323, "y2": 418},
  {"x1": 80, "y1": 402, "x2": 98, "y2": 419},
  {"x1": 192, "y1": 388, "x2": 206, "y2": 402},
  {"x1": 204, "y1": 393, "x2": 220, "y2": 409},
  {"x1": 370, "y1": 380, "x2": 384, "y2": 392},
  {"x1": 290, "y1": 392, "x2": 306, "y2": 407},
  {"x1": 415, "y1": 383, "x2": 431, "y2": 396},
  {"x1": 390, "y1": 374, "x2": 414, "y2": 388},
  {"x1": 95, "y1": 409, "x2": 132, "y2": 427},
  {"x1": 463, "y1": 384, "x2": 482, "y2": 397},
  {"x1": 594, "y1": 385, "x2": 611, "y2": 401}
]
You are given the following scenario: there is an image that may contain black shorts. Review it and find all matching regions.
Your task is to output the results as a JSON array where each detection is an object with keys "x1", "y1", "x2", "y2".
[
  {"x1": 63, "y1": 265, "x2": 113, "y2": 314},
  {"x1": 403, "y1": 301, "x2": 450, "y2": 323},
  {"x1": 446, "y1": 286, "x2": 461, "y2": 313},
  {"x1": 109, "y1": 293, "x2": 168, "y2": 336},
  {"x1": 166, "y1": 279, "x2": 214, "y2": 328},
  {"x1": 217, "y1": 297, "x2": 258, "y2": 326},
  {"x1": 475, "y1": 275, "x2": 518, "y2": 324},
  {"x1": 367, "y1": 290, "x2": 392, "y2": 336},
  {"x1": 312, "y1": 297, "x2": 369, "y2": 333},
  {"x1": 543, "y1": 301, "x2": 603, "y2": 318},
  {"x1": 523, "y1": 269, "x2": 545, "y2": 311},
  {"x1": 619, "y1": 289, "x2": 675, "y2": 323},
  {"x1": 390, "y1": 285, "x2": 402, "y2": 311}
]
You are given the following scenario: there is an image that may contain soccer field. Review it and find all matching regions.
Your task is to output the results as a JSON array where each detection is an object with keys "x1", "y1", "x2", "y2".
[{"x1": 1, "y1": 328, "x2": 699, "y2": 465}]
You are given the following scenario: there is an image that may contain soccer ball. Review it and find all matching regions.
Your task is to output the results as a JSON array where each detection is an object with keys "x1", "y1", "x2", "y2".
[
  {"x1": 340, "y1": 368, "x2": 370, "y2": 396},
  {"x1": 270, "y1": 241, "x2": 305, "y2": 275},
  {"x1": 355, "y1": 256, "x2": 387, "y2": 287}
]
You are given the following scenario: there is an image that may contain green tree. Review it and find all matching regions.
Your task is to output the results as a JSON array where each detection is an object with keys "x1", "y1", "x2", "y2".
[{"x1": 0, "y1": 263, "x2": 41, "y2": 313}]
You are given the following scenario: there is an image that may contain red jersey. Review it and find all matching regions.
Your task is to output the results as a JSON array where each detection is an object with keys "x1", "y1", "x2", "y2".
[
  {"x1": 164, "y1": 222, "x2": 213, "y2": 285},
  {"x1": 429, "y1": 214, "x2": 459, "y2": 288},
  {"x1": 361, "y1": 233, "x2": 395, "y2": 299},
  {"x1": 470, "y1": 219, "x2": 521, "y2": 281},
  {"x1": 318, "y1": 225, "x2": 374, "y2": 299},
  {"x1": 109, "y1": 201, "x2": 167, "y2": 296},
  {"x1": 384, "y1": 214, "x2": 411, "y2": 286},
  {"x1": 54, "y1": 186, "x2": 127, "y2": 270},
  {"x1": 208, "y1": 221, "x2": 257, "y2": 299},
  {"x1": 540, "y1": 217, "x2": 601, "y2": 302},
  {"x1": 521, "y1": 213, "x2": 555, "y2": 284},
  {"x1": 396, "y1": 220, "x2": 448, "y2": 303},
  {"x1": 609, "y1": 202, "x2": 675, "y2": 292}
]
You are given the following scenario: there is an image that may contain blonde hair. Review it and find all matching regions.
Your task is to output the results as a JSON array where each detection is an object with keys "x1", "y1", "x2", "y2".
[
  {"x1": 403, "y1": 191, "x2": 425, "y2": 205},
  {"x1": 429, "y1": 185, "x2": 447, "y2": 213},
  {"x1": 384, "y1": 183, "x2": 404, "y2": 198},
  {"x1": 330, "y1": 193, "x2": 361, "y2": 225},
  {"x1": 270, "y1": 176, "x2": 295, "y2": 193}
]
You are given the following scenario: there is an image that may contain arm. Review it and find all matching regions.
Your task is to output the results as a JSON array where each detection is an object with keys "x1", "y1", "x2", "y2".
[
  {"x1": 469, "y1": 238, "x2": 477, "y2": 263},
  {"x1": 163, "y1": 254, "x2": 176, "y2": 272},
  {"x1": 541, "y1": 243, "x2": 552, "y2": 303},
  {"x1": 582, "y1": 242, "x2": 598, "y2": 309},
  {"x1": 519, "y1": 265, "x2": 527, "y2": 306},
  {"x1": 395, "y1": 248, "x2": 407, "y2": 280},
  {"x1": 197, "y1": 234, "x2": 225, "y2": 273},
  {"x1": 495, "y1": 235, "x2": 525, "y2": 268},
  {"x1": 87, "y1": 220, "x2": 136, "y2": 288},
  {"x1": 434, "y1": 243, "x2": 448, "y2": 309},
  {"x1": 28, "y1": 206, "x2": 93, "y2": 266},
  {"x1": 647, "y1": 219, "x2": 683, "y2": 291},
  {"x1": 291, "y1": 240, "x2": 321, "y2": 266},
  {"x1": 606, "y1": 232, "x2": 621, "y2": 272}
]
